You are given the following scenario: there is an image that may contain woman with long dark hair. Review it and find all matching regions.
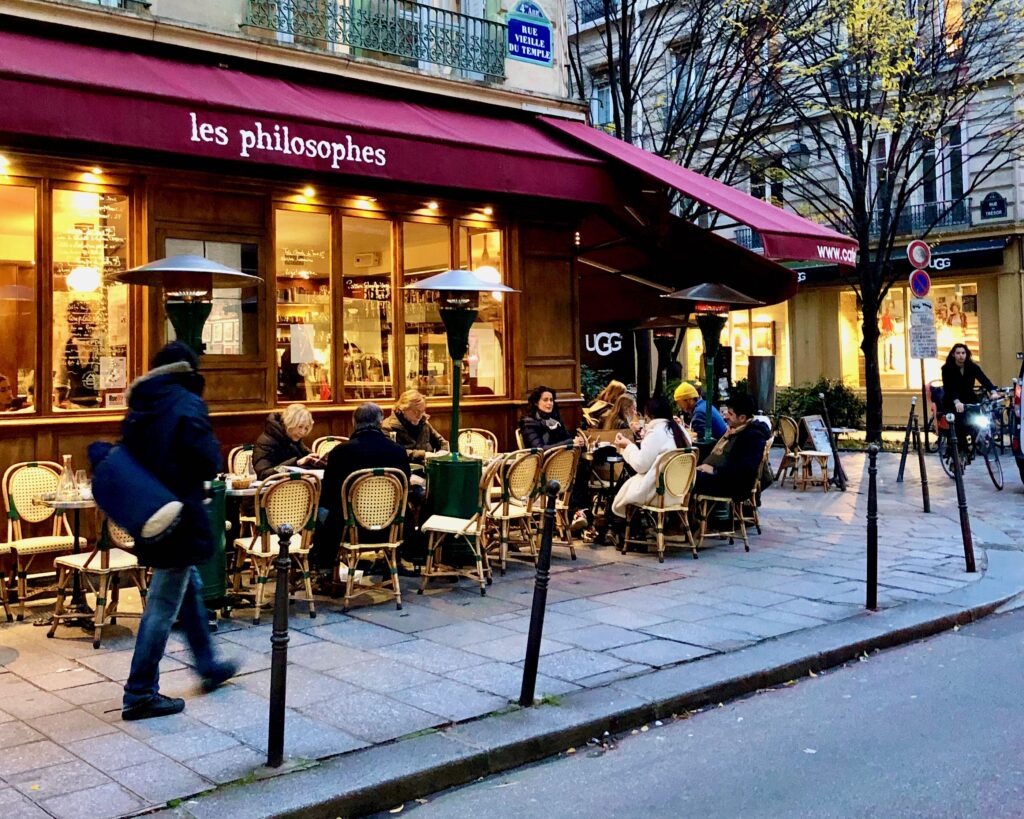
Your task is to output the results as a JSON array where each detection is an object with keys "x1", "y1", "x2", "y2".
[
  {"x1": 941, "y1": 343, "x2": 999, "y2": 447},
  {"x1": 519, "y1": 385, "x2": 586, "y2": 450},
  {"x1": 609, "y1": 396, "x2": 691, "y2": 522}
]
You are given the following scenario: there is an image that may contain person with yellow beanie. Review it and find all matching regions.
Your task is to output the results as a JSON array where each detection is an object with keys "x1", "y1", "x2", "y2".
[{"x1": 673, "y1": 381, "x2": 726, "y2": 439}]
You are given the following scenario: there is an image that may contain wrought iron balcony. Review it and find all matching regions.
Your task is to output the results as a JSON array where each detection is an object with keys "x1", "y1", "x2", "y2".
[
  {"x1": 579, "y1": 0, "x2": 619, "y2": 23},
  {"x1": 245, "y1": 0, "x2": 506, "y2": 79},
  {"x1": 734, "y1": 227, "x2": 763, "y2": 250},
  {"x1": 869, "y1": 198, "x2": 972, "y2": 237}
]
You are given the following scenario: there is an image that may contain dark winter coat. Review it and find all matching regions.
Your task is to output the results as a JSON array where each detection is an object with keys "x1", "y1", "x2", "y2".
[
  {"x1": 940, "y1": 361, "x2": 995, "y2": 411},
  {"x1": 253, "y1": 412, "x2": 311, "y2": 479},
  {"x1": 381, "y1": 411, "x2": 448, "y2": 463},
  {"x1": 120, "y1": 362, "x2": 221, "y2": 568},
  {"x1": 519, "y1": 411, "x2": 573, "y2": 450},
  {"x1": 693, "y1": 421, "x2": 770, "y2": 501}
]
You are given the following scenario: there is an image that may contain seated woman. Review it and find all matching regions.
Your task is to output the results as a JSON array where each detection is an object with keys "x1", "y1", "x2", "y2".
[
  {"x1": 608, "y1": 397, "x2": 691, "y2": 541},
  {"x1": 601, "y1": 392, "x2": 641, "y2": 435},
  {"x1": 252, "y1": 403, "x2": 321, "y2": 479},
  {"x1": 582, "y1": 380, "x2": 627, "y2": 429},
  {"x1": 382, "y1": 390, "x2": 448, "y2": 464}
]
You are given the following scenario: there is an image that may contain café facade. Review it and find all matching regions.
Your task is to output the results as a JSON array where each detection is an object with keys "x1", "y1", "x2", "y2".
[{"x1": 0, "y1": 21, "x2": 853, "y2": 470}]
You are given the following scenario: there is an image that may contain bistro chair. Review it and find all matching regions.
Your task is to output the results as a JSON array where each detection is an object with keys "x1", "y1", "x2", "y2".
[
  {"x1": 458, "y1": 428, "x2": 498, "y2": 459},
  {"x1": 2, "y1": 461, "x2": 85, "y2": 621},
  {"x1": 313, "y1": 435, "x2": 348, "y2": 458},
  {"x1": 692, "y1": 451, "x2": 769, "y2": 554},
  {"x1": 337, "y1": 467, "x2": 409, "y2": 613},
  {"x1": 484, "y1": 449, "x2": 543, "y2": 573},
  {"x1": 738, "y1": 436, "x2": 776, "y2": 535},
  {"x1": 228, "y1": 444, "x2": 258, "y2": 539},
  {"x1": 48, "y1": 516, "x2": 146, "y2": 649},
  {"x1": 621, "y1": 449, "x2": 697, "y2": 561},
  {"x1": 419, "y1": 457, "x2": 503, "y2": 596},
  {"x1": 774, "y1": 416, "x2": 801, "y2": 487},
  {"x1": 796, "y1": 449, "x2": 831, "y2": 492},
  {"x1": 515, "y1": 428, "x2": 526, "y2": 450},
  {"x1": 534, "y1": 444, "x2": 583, "y2": 559},
  {"x1": 233, "y1": 472, "x2": 319, "y2": 625}
]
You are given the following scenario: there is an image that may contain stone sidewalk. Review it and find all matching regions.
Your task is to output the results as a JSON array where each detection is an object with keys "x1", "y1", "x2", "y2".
[{"x1": 0, "y1": 451, "x2": 1020, "y2": 818}]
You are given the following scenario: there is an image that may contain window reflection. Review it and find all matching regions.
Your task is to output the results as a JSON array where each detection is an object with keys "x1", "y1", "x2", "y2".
[
  {"x1": 52, "y1": 189, "x2": 130, "y2": 410},
  {"x1": 0, "y1": 185, "x2": 36, "y2": 412},
  {"x1": 342, "y1": 216, "x2": 393, "y2": 400}
]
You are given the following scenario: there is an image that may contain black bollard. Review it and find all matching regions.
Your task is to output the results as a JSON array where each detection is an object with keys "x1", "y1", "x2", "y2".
[
  {"x1": 520, "y1": 480, "x2": 559, "y2": 707},
  {"x1": 267, "y1": 523, "x2": 293, "y2": 768},
  {"x1": 866, "y1": 444, "x2": 878, "y2": 611},
  {"x1": 946, "y1": 416, "x2": 976, "y2": 573},
  {"x1": 913, "y1": 416, "x2": 930, "y2": 513},
  {"x1": 896, "y1": 397, "x2": 917, "y2": 483}
]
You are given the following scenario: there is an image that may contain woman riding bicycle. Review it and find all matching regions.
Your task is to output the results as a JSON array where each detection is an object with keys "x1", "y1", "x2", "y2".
[{"x1": 941, "y1": 343, "x2": 999, "y2": 448}]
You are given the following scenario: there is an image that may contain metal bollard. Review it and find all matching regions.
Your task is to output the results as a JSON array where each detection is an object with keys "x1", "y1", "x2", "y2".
[
  {"x1": 267, "y1": 523, "x2": 293, "y2": 768},
  {"x1": 896, "y1": 397, "x2": 917, "y2": 483},
  {"x1": 912, "y1": 416, "x2": 930, "y2": 513},
  {"x1": 945, "y1": 417, "x2": 976, "y2": 573},
  {"x1": 866, "y1": 444, "x2": 878, "y2": 611},
  {"x1": 520, "y1": 480, "x2": 559, "y2": 707}
]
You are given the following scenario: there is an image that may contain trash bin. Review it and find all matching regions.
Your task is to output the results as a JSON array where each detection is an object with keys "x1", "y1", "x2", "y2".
[{"x1": 197, "y1": 478, "x2": 227, "y2": 612}]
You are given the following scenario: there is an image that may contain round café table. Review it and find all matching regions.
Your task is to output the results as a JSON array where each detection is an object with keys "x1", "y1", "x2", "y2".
[{"x1": 36, "y1": 494, "x2": 96, "y2": 627}]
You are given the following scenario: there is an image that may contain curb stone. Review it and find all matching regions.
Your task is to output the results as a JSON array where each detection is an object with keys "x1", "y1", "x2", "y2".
[{"x1": 145, "y1": 549, "x2": 1024, "y2": 819}]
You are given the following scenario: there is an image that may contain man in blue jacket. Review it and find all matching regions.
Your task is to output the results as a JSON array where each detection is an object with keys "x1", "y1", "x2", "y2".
[
  {"x1": 674, "y1": 381, "x2": 726, "y2": 439},
  {"x1": 121, "y1": 342, "x2": 236, "y2": 721}
]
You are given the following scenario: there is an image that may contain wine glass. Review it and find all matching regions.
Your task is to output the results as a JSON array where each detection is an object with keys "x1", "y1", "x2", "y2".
[{"x1": 75, "y1": 469, "x2": 92, "y2": 500}]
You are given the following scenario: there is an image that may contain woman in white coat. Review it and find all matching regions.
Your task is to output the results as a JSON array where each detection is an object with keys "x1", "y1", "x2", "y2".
[{"x1": 610, "y1": 396, "x2": 692, "y2": 521}]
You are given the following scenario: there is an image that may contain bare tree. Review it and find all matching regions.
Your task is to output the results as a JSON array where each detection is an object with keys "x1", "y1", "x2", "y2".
[{"x1": 764, "y1": 0, "x2": 1024, "y2": 439}]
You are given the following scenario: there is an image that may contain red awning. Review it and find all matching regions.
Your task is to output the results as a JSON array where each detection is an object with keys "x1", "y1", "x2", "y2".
[
  {"x1": 0, "y1": 31, "x2": 614, "y2": 203},
  {"x1": 540, "y1": 116, "x2": 858, "y2": 266}
]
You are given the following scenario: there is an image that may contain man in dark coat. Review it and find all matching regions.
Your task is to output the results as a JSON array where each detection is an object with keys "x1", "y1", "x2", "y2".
[
  {"x1": 121, "y1": 342, "x2": 237, "y2": 721},
  {"x1": 693, "y1": 393, "x2": 770, "y2": 501},
  {"x1": 312, "y1": 402, "x2": 412, "y2": 578}
]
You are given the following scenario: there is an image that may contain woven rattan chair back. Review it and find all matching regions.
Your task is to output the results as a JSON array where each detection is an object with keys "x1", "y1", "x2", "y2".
[
  {"x1": 228, "y1": 445, "x2": 254, "y2": 476},
  {"x1": 658, "y1": 450, "x2": 697, "y2": 504},
  {"x1": 503, "y1": 450, "x2": 542, "y2": 503},
  {"x1": 313, "y1": 436, "x2": 348, "y2": 458},
  {"x1": 104, "y1": 518, "x2": 135, "y2": 550},
  {"x1": 540, "y1": 445, "x2": 580, "y2": 498},
  {"x1": 258, "y1": 473, "x2": 319, "y2": 538},
  {"x1": 341, "y1": 468, "x2": 408, "y2": 537},
  {"x1": 458, "y1": 428, "x2": 498, "y2": 458},
  {"x1": 754, "y1": 435, "x2": 776, "y2": 492},
  {"x1": 778, "y1": 416, "x2": 800, "y2": 452},
  {"x1": 3, "y1": 461, "x2": 63, "y2": 533},
  {"x1": 515, "y1": 428, "x2": 525, "y2": 450}
]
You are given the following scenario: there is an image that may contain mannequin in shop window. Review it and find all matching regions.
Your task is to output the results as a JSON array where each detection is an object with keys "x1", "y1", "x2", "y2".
[
  {"x1": 880, "y1": 301, "x2": 898, "y2": 373},
  {"x1": 946, "y1": 300, "x2": 968, "y2": 331}
]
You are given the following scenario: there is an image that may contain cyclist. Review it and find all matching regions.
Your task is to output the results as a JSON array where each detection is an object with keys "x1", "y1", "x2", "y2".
[{"x1": 941, "y1": 343, "x2": 999, "y2": 450}]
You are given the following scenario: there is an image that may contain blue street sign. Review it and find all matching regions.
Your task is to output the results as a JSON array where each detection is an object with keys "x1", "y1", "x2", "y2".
[
  {"x1": 507, "y1": 0, "x2": 553, "y2": 66},
  {"x1": 909, "y1": 269, "x2": 931, "y2": 298}
]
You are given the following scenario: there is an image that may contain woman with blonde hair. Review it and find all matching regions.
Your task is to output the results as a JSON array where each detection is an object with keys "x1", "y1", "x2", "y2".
[
  {"x1": 382, "y1": 389, "x2": 448, "y2": 463},
  {"x1": 583, "y1": 379, "x2": 628, "y2": 429},
  {"x1": 601, "y1": 392, "x2": 640, "y2": 434},
  {"x1": 253, "y1": 402, "x2": 320, "y2": 478}
]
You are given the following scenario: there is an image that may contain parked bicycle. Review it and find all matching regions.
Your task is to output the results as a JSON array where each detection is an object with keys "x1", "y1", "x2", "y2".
[{"x1": 937, "y1": 392, "x2": 1005, "y2": 490}]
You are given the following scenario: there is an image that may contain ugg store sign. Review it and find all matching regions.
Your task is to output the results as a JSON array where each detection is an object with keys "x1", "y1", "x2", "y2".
[{"x1": 189, "y1": 112, "x2": 388, "y2": 169}]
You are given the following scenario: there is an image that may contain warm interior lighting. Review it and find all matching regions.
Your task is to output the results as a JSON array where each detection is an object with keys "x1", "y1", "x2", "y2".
[
  {"x1": 474, "y1": 264, "x2": 503, "y2": 301},
  {"x1": 0, "y1": 155, "x2": 10, "y2": 170},
  {"x1": 427, "y1": 201, "x2": 439, "y2": 210},
  {"x1": 360, "y1": 195, "x2": 377, "y2": 202},
  {"x1": 90, "y1": 167, "x2": 104, "y2": 175},
  {"x1": 483, "y1": 206, "x2": 494, "y2": 216},
  {"x1": 302, "y1": 186, "x2": 316, "y2": 198},
  {"x1": 82, "y1": 172, "x2": 99, "y2": 183},
  {"x1": 67, "y1": 266, "x2": 102, "y2": 292}
]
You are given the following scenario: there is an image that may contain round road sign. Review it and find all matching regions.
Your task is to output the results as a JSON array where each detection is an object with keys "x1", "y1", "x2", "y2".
[
  {"x1": 907, "y1": 240, "x2": 931, "y2": 269},
  {"x1": 909, "y1": 269, "x2": 931, "y2": 298}
]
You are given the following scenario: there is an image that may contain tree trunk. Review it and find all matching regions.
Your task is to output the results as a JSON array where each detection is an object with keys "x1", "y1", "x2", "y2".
[{"x1": 860, "y1": 290, "x2": 883, "y2": 442}]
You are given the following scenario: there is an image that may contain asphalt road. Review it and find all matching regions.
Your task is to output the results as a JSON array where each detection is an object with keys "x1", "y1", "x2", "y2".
[{"x1": 384, "y1": 607, "x2": 1024, "y2": 819}]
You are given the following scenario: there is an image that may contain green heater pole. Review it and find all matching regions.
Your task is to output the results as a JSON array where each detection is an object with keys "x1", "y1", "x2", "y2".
[
  {"x1": 696, "y1": 312, "x2": 727, "y2": 444},
  {"x1": 439, "y1": 301, "x2": 478, "y2": 458},
  {"x1": 164, "y1": 298, "x2": 212, "y2": 359}
]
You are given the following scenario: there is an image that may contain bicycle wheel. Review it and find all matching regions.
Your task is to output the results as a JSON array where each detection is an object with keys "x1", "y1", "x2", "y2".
[
  {"x1": 937, "y1": 433, "x2": 957, "y2": 479},
  {"x1": 983, "y1": 437, "x2": 1005, "y2": 490}
]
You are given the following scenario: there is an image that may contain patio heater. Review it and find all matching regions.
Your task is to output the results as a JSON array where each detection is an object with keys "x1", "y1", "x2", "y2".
[
  {"x1": 636, "y1": 314, "x2": 690, "y2": 397},
  {"x1": 664, "y1": 283, "x2": 762, "y2": 443},
  {"x1": 404, "y1": 269, "x2": 517, "y2": 517},
  {"x1": 116, "y1": 254, "x2": 261, "y2": 358}
]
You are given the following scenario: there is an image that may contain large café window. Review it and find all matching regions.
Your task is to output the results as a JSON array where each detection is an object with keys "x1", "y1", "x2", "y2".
[
  {"x1": 52, "y1": 189, "x2": 131, "y2": 411},
  {"x1": 683, "y1": 304, "x2": 791, "y2": 387},
  {"x1": 0, "y1": 185, "x2": 36, "y2": 413},
  {"x1": 838, "y1": 282, "x2": 980, "y2": 389}
]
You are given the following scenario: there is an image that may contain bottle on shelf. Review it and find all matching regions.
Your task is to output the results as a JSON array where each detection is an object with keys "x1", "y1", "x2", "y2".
[{"x1": 56, "y1": 454, "x2": 81, "y2": 501}]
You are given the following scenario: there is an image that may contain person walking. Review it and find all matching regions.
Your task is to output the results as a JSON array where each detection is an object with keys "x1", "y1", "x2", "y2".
[{"x1": 120, "y1": 342, "x2": 237, "y2": 721}]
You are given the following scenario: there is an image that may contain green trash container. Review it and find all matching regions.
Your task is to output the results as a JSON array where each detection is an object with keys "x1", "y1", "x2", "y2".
[
  {"x1": 426, "y1": 455, "x2": 482, "y2": 565},
  {"x1": 197, "y1": 478, "x2": 227, "y2": 612}
]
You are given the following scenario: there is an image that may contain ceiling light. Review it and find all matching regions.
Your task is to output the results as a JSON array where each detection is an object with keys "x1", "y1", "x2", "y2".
[
  {"x1": 483, "y1": 206, "x2": 494, "y2": 216},
  {"x1": 82, "y1": 172, "x2": 99, "y2": 183},
  {"x1": 427, "y1": 201, "x2": 439, "y2": 210},
  {"x1": 360, "y1": 195, "x2": 377, "y2": 202},
  {"x1": 67, "y1": 266, "x2": 102, "y2": 292},
  {"x1": 0, "y1": 155, "x2": 10, "y2": 169},
  {"x1": 90, "y1": 167, "x2": 104, "y2": 175},
  {"x1": 302, "y1": 186, "x2": 316, "y2": 198}
]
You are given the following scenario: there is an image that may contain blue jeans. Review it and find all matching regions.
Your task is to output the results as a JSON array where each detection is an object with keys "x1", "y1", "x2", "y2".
[{"x1": 123, "y1": 566, "x2": 217, "y2": 708}]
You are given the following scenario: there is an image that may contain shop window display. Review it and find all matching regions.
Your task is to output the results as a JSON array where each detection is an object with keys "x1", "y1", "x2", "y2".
[
  {"x1": 403, "y1": 221, "x2": 453, "y2": 397},
  {"x1": 52, "y1": 189, "x2": 130, "y2": 410},
  {"x1": 457, "y1": 224, "x2": 506, "y2": 396},
  {"x1": 275, "y1": 210, "x2": 332, "y2": 402},
  {"x1": 0, "y1": 185, "x2": 36, "y2": 412},
  {"x1": 683, "y1": 305, "x2": 790, "y2": 388},
  {"x1": 343, "y1": 216, "x2": 393, "y2": 401}
]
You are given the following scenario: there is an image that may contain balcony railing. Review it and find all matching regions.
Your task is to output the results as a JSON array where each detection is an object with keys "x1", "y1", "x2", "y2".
[
  {"x1": 734, "y1": 227, "x2": 763, "y2": 250},
  {"x1": 869, "y1": 198, "x2": 972, "y2": 237},
  {"x1": 74, "y1": 0, "x2": 150, "y2": 9},
  {"x1": 245, "y1": 0, "x2": 506, "y2": 79},
  {"x1": 579, "y1": 0, "x2": 618, "y2": 23}
]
